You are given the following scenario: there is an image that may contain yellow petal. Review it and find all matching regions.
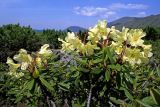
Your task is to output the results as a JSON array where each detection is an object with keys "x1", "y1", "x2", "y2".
[
  {"x1": 6, "y1": 57, "x2": 20, "y2": 72},
  {"x1": 38, "y1": 44, "x2": 53, "y2": 59}
]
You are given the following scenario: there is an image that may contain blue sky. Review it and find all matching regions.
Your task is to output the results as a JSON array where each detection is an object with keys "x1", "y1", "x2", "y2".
[{"x1": 0, "y1": 0, "x2": 160, "y2": 29}]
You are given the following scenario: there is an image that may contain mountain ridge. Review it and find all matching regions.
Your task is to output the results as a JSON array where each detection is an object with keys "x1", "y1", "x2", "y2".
[
  {"x1": 64, "y1": 26, "x2": 87, "y2": 32},
  {"x1": 108, "y1": 14, "x2": 160, "y2": 30},
  {"x1": 34, "y1": 14, "x2": 160, "y2": 32}
]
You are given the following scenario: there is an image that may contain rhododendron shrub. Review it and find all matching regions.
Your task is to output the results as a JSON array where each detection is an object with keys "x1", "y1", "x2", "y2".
[
  {"x1": 4, "y1": 20, "x2": 159, "y2": 107},
  {"x1": 58, "y1": 20, "x2": 154, "y2": 106}
]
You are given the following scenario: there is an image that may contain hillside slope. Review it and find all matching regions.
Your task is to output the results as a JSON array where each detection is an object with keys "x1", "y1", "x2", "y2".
[{"x1": 108, "y1": 14, "x2": 160, "y2": 30}]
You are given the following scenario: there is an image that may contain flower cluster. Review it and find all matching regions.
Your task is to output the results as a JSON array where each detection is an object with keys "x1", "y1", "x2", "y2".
[
  {"x1": 59, "y1": 20, "x2": 153, "y2": 66},
  {"x1": 6, "y1": 44, "x2": 53, "y2": 78},
  {"x1": 110, "y1": 27, "x2": 153, "y2": 66},
  {"x1": 58, "y1": 32, "x2": 99, "y2": 55}
]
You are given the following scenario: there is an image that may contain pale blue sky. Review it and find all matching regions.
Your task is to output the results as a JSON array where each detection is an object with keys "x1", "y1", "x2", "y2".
[{"x1": 0, "y1": 0, "x2": 160, "y2": 29}]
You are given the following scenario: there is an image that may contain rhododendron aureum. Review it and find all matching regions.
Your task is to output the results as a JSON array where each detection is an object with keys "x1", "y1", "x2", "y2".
[
  {"x1": 6, "y1": 44, "x2": 53, "y2": 78},
  {"x1": 59, "y1": 20, "x2": 152, "y2": 66}
]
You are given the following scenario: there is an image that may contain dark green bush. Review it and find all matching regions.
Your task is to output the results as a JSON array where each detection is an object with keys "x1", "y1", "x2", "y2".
[
  {"x1": 0, "y1": 24, "x2": 42, "y2": 62},
  {"x1": 143, "y1": 26, "x2": 160, "y2": 40},
  {"x1": 40, "y1": 29, "x2": 67, "y2": 49}
]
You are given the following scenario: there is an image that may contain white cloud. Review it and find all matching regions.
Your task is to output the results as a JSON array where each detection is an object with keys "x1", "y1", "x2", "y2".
[
  {"x1": 110, "y1": 3, "x2": 148, "y2": 10},
  {"x1": 74, "y1": 6, "x2": 116, "y2": 18},
  {"x1": 136, "y1": 12, "x2": 147, "y2": 17},
  {"x1": 73, "y1": 3, "x2": 148, "y2": 19},
  {"x1": 103, "y1": 11, "x2": 116, "y2": 18}
]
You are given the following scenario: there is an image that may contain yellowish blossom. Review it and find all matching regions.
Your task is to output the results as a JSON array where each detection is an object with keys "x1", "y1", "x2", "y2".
[
  {"x1": 84, "y1": 42, "x2": 99, "y2": 55},
  {"x1": 6, "y1": 57, "x2": 20, "y2": 72},
  {"x1": 123, "y1": 48, "x2": 143, "y2": 66},
  {"x1": 6, "y1": 57, "x2": 24, "y2": 78},
  {"x1": 128, "y1": 29, "x2": 145, "y2": 47},
  {"x1": 111, "y1": 27, "x2": 129, "y2": 45},
  {"x1": 36, "y1": 57, "x2": 42, "y2": 68},
  {"x1": 58, "y1": 20, "x2": 152, "y2": 66},
  {"x1": 13, "y1": 49, "x2": 32, "y2": 70},
  {"x1": 110, "y1": 41, "x2": 123, "y2": 55},
  {"x1": 58, "y1": 38, "x2": 75, "y2": 52},
  {"x1": 88, "y1": 20, "x2": 111, "y2": 44},
  {"x1": 141, "y1": 45, "x2": 153, "y2": 57},
  {"x1": 88, "y1": 25, "x2": 100, "y2": 44},
  {"x1": 38, "y1": 44, "x2": 52, "y2": 58},
  {"x1": 8, "y1": 71, "x2": 24, "y2": 78}
]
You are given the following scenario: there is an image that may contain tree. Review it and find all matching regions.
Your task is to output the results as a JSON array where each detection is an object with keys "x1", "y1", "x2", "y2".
[
  {"x1": 143, "y1": 26, "x2": 159, "y2": 40},
  {"x1": 0, "y1": 24, "x2": 42, "y2": 62},
  {"x1": 40, "y1": 29, "x2": 67, "y2": 49}
]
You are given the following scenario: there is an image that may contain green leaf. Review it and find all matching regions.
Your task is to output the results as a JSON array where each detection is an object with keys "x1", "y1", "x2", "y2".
[
  {"x1": 39, "y1": 77, "x2": 53, "y2": 91},
  {"x1": 27, "y1": 79, "x2": 35, "y2": 91},
  {"x1": 116, "y1": 73, "x2": 121, "y2": 88},
  {"x1": 105, "y1": 70, "x2": 110, "y2": 82},
  {"x1": 91, "y1": 67, "x2": 101, "y2": 74},
  {"x1": 156, "y1": 67, "x2": 160, "y2": 77},
  {"x1": 100, "y1": 86, "x2": 107, "y2": 97},
  {"x1": 108, "y1": 64, "x2": 121, "y2": 71},
  {"x1": 102, "y1": 47, "x2": 107, "y2": 60},
  {"x1": 15, "y1": 96, "x2": 23, "y2": 103},
  {"x1": 115, "y1": 64, "x2": 121, "y2": 71},
  {"x1": 106, "y1": 47, "x2": 113, "y2": 61},
  {"x1": 75, "y1": 58, "x2": 87, "y2": 65},
  {"x1": 79, "y1": 68, "x2": 89, "y2": 73},
  {"x1": 150, "y1": 88, "x2": 160, "y2": 105},
  {"x1": 72, "y1": 71, "x2": 79, "y2": 77},
  {"x1": 93, "y1": 58, "x2": 103, "y2": 64},
  {"x1": 121, "y1": 87, "x2": 133, "y2": 100},
  {"x1": 58, "y1": 82, "x2": 70, "y2": 91},
  {"x1": 136, "y1": 100, "x2": 152, "y2": 107},
  {"x1": 32, "y1": 68, "x2": 39, "y2": 78},
  {"x1": 142, "y1": 96, "x2": 155, "y2": 106},
  {"x1": 106, "y1": 47, "x2": 115, "y2": 64},
  {"x1": 110, "y1": 97, "x2": 125, "y2": 105}
]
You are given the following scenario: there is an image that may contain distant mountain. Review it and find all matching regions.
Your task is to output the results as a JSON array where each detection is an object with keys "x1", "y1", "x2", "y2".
[
  {"x1": 34, "y1": 29, "x2": 43, "y2": 32},
  {"x1": 108, "y1": 14, "x2": 160, "y2": 30},
  {"x1": 65, "y1": 26, "x2": 87, "y2": 32}
]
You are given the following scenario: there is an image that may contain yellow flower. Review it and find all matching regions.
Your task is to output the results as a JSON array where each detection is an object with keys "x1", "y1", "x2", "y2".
[
  {"x1": 14, "y1": 49, "x2": 32, "y2": 62},
  {"x1": 84, "y1": 42, "x2": 99, "y2": 55},
  {"x1": 88, "y1": 25, "x2": 100, "y2": 44},
  {"x1": 8, "y1": 71, "x2": 24, "y2": 78},
  {"x1": 97, "y1": 20, "x2": 107, "y2": 29},
  {"x1": 141, "y1": 45, "x2": 153, "y2": 57},
  {"x1": 6, "y1": 57, "x2": 24, "y2": 78},
  {"x1": 65, "y1": 32, "x2": 77, "y2": 43},
  {"x1": 88, "y1": 20, "x2": 110, "y2": 44},
  {"x1": 36, "y1": 57, "x2": 42, "y2": 68},
  {"x1": 97, "y1": 20, "x2": 110, "y2": 40},
  {"x1": 58, "y1": 38, "x2": 75, "y2": 52},
  {"x1": 76, "y1": 43, "x2": 86, "y2": 54},
  {"x1": 59, "y1": 32, "x2": 84, "y2": 53},
  {"x1": 6, "y1": 57, "x2": 20, "y2": 72},
  {"x1": 13, "y1": 49, "x2": 32, "y2": 70},
  {"x1": 123, "y1": 48, "x2": 143, "y2": 66},
  {"x1": 111, "y1": 27, "x2": 129, "y2": 45},
  {"x1": 110, "y1": 41, "x2": 123, "y2": 55},
  {"x1": 128, "y1": 29, "x2": 145, "y2": 47},
  {"x1": 38, "y1": 44, "x2": 52, "y2": 58},
  {"x1": 115, "y1": 46, "x2": 123, "y2": 55}
]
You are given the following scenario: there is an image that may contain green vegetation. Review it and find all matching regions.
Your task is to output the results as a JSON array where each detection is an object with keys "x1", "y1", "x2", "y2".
[
  {"x1": 0, "y1": 24, "x2": 67, "y2": 62},
  {"x1": 40, "y1": 29, "x2": 66, "y2": 49},
  {"x1": 0, "y1": 21, "x2": 160, "y2": 107}
]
